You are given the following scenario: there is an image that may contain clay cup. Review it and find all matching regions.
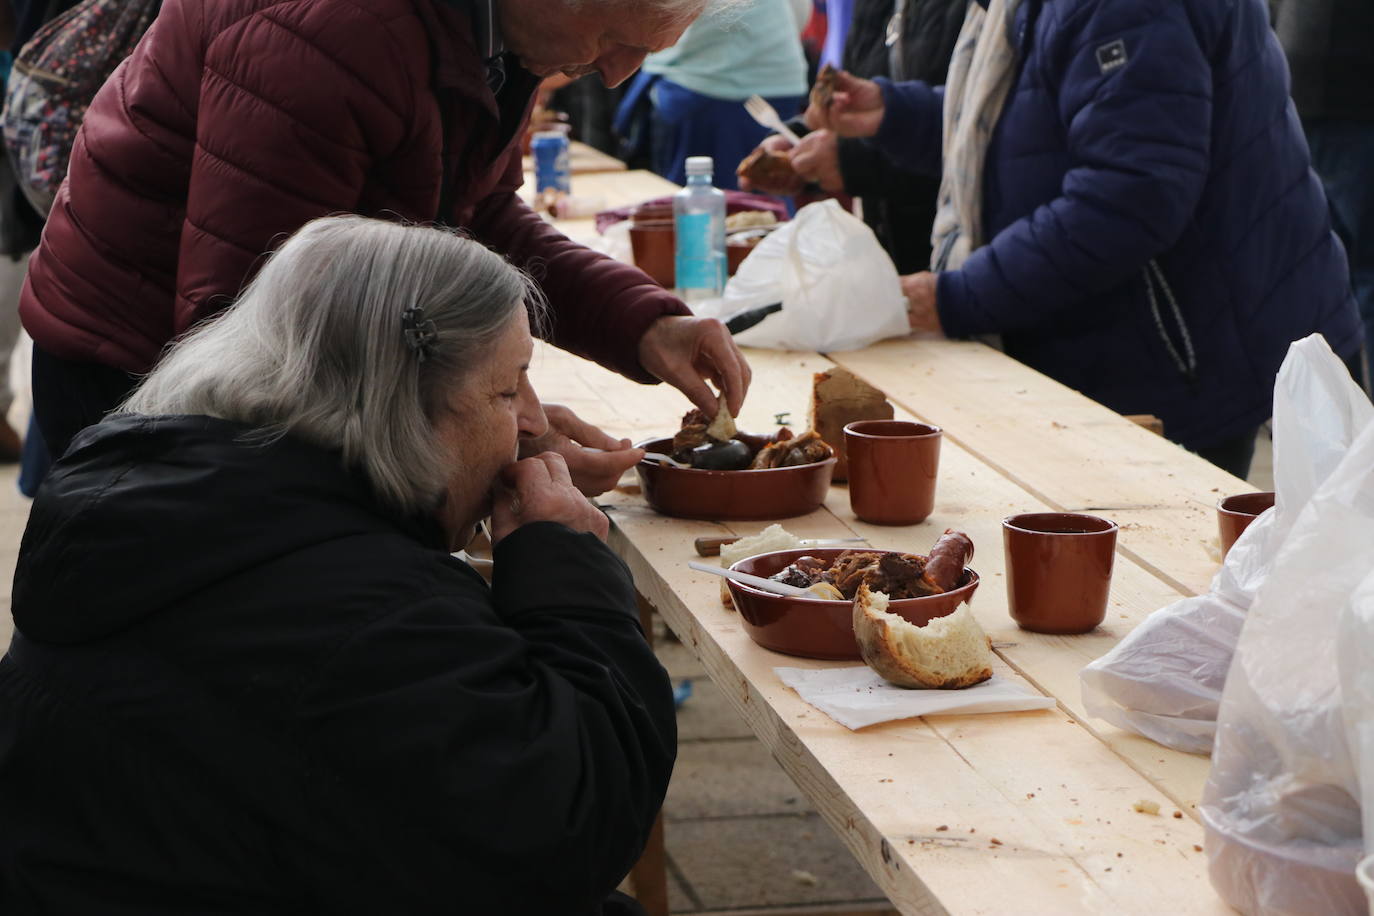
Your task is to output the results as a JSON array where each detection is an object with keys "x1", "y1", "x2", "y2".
[
  {"x1": 1216, "y1": 491, "x2": 1275, "y2": 559},
  {"x1": 843, "y1": 420, "x2": 941, "y2": 525},
  {"x1": 1002, "y1": 512, "x2": 1118, "y2": 635}
]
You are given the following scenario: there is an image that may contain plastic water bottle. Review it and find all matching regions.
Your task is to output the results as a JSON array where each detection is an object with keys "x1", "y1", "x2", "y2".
[{"x1": 673, "y1": 156, "x2": 726, "y2": 301}]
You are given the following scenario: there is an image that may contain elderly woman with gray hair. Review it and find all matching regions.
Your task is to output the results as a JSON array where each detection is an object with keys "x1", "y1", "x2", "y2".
[{"x1": 0, "y1": 216, "x2": 675, "y2": 916}]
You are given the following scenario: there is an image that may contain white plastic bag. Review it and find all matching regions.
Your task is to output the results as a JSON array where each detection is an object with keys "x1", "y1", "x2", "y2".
[
  {"x1": 1079, "y1": 334, "x2": 1374, "y2": 754},
  {"x1": 697, "y1": 199, "x2": 910, "y2": 352},
  {"x1": 1198, "y1": 416, "x2": 1374, "y2": 915}
]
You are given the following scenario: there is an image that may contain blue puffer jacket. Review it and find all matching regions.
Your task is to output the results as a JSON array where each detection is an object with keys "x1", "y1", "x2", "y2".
[{"x1": 870, "y1": 0, "x2": 1361, "y2": 450}]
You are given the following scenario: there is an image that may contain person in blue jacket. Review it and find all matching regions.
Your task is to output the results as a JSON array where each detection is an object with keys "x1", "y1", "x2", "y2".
[{"x1": 812, "y1": 0, "x2": 1362, "y2": 478}]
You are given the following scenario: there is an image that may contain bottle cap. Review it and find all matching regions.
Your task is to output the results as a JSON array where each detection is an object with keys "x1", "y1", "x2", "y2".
[{"x1": 684, "y1": 155, "x2": 714, "y2": 176}]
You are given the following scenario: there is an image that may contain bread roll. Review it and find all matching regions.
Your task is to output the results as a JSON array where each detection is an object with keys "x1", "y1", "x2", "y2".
[
  {"x1": 809, "y1": 368, "x2": 893, "y2": 481},
  {"x1": 719, "y1": 524, "x2": 803, "y2": 607},
  {"x1": 852, "y1": 584, "x2": 993, "y2": 689}
]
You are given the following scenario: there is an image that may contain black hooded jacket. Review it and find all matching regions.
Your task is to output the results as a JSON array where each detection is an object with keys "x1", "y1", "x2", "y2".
[{"x1": 0, "y1": 414, "x2": 676, "y2": 914}]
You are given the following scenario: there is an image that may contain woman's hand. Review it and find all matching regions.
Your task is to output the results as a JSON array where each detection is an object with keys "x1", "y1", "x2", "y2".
[
  {"x1": 520, "y1": 403, "x2": 642, "y2": 496},
  {"x1": 789, "y1": 129, "x2": 844, "y2": 192},
  {"x1": 900, "y1": 272, "x2": 945, "y2": 336},
  {"x1": 638, "y1": 315, "x2": 752, "y2": 417},
  {"x1": 490, "y1": 452, "x2": 609, "y2": 544},
  {"x1": 807, "y1": 70, "x2": 886, "y2": 138}
]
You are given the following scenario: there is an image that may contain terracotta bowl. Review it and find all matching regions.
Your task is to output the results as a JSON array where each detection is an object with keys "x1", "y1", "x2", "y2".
[
  {"x1": 635, "y1": 437, "x2": 835, "y2": 521},
  {"x1": 726, "y1": 548, "x2": 980, "y2": 659}
]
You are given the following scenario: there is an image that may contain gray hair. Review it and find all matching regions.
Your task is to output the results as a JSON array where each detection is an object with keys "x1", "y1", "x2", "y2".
[
  {"x1": 566, "y1": 0, "x2": 746, "y2": 18},
  {"x1": 121, "y1": 215, "x2": 542, "y2": 514}
]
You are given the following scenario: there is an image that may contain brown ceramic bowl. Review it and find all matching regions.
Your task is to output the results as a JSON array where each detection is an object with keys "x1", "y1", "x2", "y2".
[
  {"x1": 635, "y1": 437, "x2": 836, "y2": 521},
  {"x1": 727, "y1": 547, "x2": 980, "y2": 659},
  {"x1": 1217, "y1": 491, "x2": 1275, "y2": 558}
]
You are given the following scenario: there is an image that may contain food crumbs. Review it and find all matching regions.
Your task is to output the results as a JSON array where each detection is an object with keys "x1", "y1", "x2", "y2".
[
  {"x1": 1173, "y1": 811, "x2": 1183, "y2": 819},
  {"x1": 935, "y1": 825, "x2": 948, "y2": 832},
  {"x1": 1193, "y1": 845, "x2": 1203, "y2": 853},
  {"x1": 1116, "y1": 852, "x2": 1123, "y2": 858},
  {"x1": 791, "y1": 869, "x2": 819, "y2": 887},
  {"x1": 990, "y1": 838, "x2": 1003, "y2": 846},
  {"x1": 969, "y1": 828, "x2": 976, "y2": 834},
  {"x1": 1026, "y1": 792, "x2": 1035, "y2": 799},
  {"x1": 1132, "y1": 799, "x2": 1161, "y2": 816}
]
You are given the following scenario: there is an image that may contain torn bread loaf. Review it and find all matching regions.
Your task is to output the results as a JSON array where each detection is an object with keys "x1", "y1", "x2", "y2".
[
  {"x1": 719, "y1": 524, "x2": 802, "y2": 606},
  {"x1": 809, "y1": 368, "x2": 893, "y2": 481},
  {"x1": 852, "y1": 584, "x2": 993, "y2": 689}
]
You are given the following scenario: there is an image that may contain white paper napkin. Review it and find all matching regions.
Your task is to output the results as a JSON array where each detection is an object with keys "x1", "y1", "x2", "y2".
[{"x1": 774, "y1": 666, "x2": 1057, "y2": 730}]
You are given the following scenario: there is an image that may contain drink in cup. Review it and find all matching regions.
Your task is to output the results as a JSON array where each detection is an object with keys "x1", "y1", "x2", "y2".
[
  {"x1": 531, "y1": 129, "x2": 571, "y2": 210},
  {"x1": 1002, "y1": 512, "x2": 1117, "y2": 634}
]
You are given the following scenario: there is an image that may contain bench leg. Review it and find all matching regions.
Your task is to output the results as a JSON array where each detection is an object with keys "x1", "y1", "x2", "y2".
[{"x1": 629, "y1": 593, "x2": 671, "y2": 916}]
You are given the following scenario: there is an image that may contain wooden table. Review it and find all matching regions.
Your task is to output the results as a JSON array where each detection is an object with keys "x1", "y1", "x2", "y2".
[
  {"x1": 528, "y1": 337, "x2": 1237, "y2": 915},
  {"x1": 520, "y1": 169, "x2": 680, "y2": 246}
]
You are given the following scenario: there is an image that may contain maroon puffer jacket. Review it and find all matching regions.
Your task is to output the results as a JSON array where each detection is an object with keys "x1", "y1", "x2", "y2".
[{"x1": 19, "y1": 0, "x2": 687, "y2": 380}]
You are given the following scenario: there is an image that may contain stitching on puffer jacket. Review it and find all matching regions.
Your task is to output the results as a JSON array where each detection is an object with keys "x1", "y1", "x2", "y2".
[
  {"x1": 244, "y1": 7, "x2": 415, "y2": 120},
  {"x1": 197, "y1": 67, "x2": 379, "y2": 157},
  {"x1": 180, "y1": 217, "x2": 271, "y2": 258}
]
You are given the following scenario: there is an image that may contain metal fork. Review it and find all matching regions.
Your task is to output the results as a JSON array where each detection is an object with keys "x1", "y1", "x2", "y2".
[{"x1": 743, "y1": 95, "x2": 802, "y2": 145}]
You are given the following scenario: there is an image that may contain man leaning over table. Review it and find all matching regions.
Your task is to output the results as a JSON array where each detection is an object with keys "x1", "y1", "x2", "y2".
[
  {"x1": 802, "y1": 0, "x2": 1363, "y2": 479},
  {"x1": 18, "y1": 0, "x2": 751, "y2": 495}
]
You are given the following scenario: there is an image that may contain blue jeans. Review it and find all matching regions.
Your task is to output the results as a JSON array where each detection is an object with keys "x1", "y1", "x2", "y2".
[{"x1": 1305, "y1": 118, "x2": 1374, "y2": 394}]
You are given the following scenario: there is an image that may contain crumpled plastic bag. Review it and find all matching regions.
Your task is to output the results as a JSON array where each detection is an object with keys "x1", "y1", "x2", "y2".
[
  {"x1": 1198, "y1": 414, "x2": 1374, "y2": 914},
  {"x1": 1079, "y1": 334, "x2": 1374, "y2": 754},
  {"x1": 695, "y1": 199, "x2": 911, "y2": 352}
]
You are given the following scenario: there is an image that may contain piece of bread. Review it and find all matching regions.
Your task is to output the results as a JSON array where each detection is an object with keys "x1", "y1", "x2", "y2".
[
  {"x1": 852, "y1": 584, "x2": 993, "y2": 689},
  {"x1": 809, "y1": 368, "x2": 893, "y2": 481},
  {"x1": 719, "y1": 524, "x2": 802, "y2": 607},
  {"x1": 811, "y1": 64, "x2": 839, "y2": 112},
  {"x1": 736, "y1": 147, "x2": 805, "y2": 196},
  {"x1": 705, "y1": 392, "x2": 737, "y2": 442}
]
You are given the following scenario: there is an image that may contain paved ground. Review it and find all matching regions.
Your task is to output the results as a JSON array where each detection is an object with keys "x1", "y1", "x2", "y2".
[{"x1": 0, "y1": 424, "x2": 1276, "y2": 914}]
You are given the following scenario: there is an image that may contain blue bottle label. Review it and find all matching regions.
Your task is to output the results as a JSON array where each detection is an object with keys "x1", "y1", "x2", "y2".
[{"x1": 675, "y1": 212, "x2": 720, "y2": 291}]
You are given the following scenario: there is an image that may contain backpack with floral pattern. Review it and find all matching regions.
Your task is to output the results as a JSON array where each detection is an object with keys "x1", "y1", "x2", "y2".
[{"x1": 1, "y1": 0, "x2": 160, "y2": 215}]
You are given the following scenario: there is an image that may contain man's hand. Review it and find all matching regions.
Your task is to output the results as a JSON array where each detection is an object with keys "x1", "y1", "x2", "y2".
[
  {"x1": 900, "y1": 271, "x2": 945, "y2": 336},
  {"x1": 807, "y1": 70, "x2": 885, "y2": 138},
  {"x1": 741, "y1": 132, "x2": 802, "y2": 195},
  {"x1": 520, "y1": 403, "x2": 644, "y2": 497},
  {"x1": 490, "y1": 452, "x2": 609, "y2": 544},
  {"x1": 638, "y1": 315, "x2": 752, "y2": 416},
  {"x1": 789, "y1": 129, "x2": 844, "y2": 192}
]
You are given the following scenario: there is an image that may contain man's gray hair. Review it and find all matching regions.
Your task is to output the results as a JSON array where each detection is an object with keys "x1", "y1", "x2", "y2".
[
  {"x1": 121, "y1": 215, "x2": 542, "y2": 515},
  {"x1": 567, "y1": 0, "x2": 744, "y2": 17}
]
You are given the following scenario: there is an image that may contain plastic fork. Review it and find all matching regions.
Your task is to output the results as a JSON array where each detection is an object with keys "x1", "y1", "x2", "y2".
[{"x1": 743, "y1": 95, "x2": 802, "y2": 145}]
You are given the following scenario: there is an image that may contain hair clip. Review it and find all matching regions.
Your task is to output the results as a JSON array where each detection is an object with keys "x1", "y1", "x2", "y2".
[{"x1": 401, "y1": 305, "x2": 438, "y2": 362}]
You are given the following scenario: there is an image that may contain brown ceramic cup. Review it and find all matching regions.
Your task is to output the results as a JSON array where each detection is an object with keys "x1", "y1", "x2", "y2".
[
  {"x1": 628, "y1": 219, "x2": 675, "y2": 289},
  {"x1": 843, "y1": 420, "x2": 942, "y2": 525},
  {"x1": 1216, "y1": 491, "x2": 1275, "y2": 559},
  {"x1": 1002, "y1": 512, "x2": 1118, "y2": 635}
]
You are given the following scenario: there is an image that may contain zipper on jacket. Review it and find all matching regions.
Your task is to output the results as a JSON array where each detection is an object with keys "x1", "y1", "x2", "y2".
[{"x1": 1143, "y1": 259, "x2": 1198, "y2": 385}]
